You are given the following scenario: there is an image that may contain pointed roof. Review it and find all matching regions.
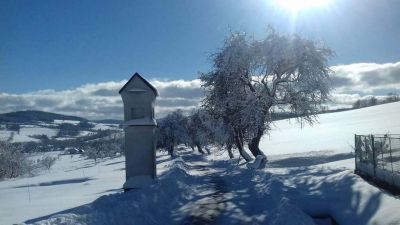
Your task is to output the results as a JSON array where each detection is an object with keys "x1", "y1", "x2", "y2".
[{"x1": 119, "y1": 72, "x2": 159, "y2": 96}]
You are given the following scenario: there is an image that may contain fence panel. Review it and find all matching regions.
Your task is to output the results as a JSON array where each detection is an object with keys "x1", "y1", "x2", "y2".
[{"x1": 355, "y1": 134, "x2": 400, "y2": 190}]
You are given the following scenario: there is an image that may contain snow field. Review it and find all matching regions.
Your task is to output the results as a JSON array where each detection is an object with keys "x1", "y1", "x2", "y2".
[
  {"x1": 2, "y1": 147, "x2": 396, "y2": 225},
  {"x1": 260, "y1": 101, "x2": 400, "y2": 155},
  {"x1": 1, "y1": 102, "x2": 400, "y2": 224},
  {"x1": 0, "y1": 127, "x2": 58, "y2": 143}
]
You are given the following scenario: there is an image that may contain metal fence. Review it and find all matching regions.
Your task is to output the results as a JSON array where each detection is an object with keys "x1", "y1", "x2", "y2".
[{"x1": 355, "y1": 134, "x2": 400, "y2": 190}]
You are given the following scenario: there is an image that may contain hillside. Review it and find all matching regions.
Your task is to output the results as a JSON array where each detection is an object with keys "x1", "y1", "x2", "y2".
[
  {"x1": 260, "y1": 101, "x2": 400, "y2": 155},
  {"x1": 0, "y1": 110, "x2": 87, "y2": 123},
  {"x1": 1, "y1": 102, "x2": 400, "y2": 224}
]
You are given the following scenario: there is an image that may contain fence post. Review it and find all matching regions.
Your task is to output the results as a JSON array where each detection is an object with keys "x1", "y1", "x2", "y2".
[
  {"x1": 389, "y1": 137, "x2": 394, "y2": 186},
  {"x1": 371, "y1": 135, "x2": 376, "y2": 178},
  {"x1": 381, "y1": 139, "x2": 385, "y2": 171},
  {"x1": 354, "y1": 134, "x2": 357, "y2": 173}
]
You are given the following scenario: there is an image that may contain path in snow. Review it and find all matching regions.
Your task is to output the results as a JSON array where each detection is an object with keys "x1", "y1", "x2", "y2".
[
  {"x1": 180, "y1": 159, "x2": 228, "y2": 225},
  {"x1": 183, "y1": 170, "x2": 227, "y2": 224}
]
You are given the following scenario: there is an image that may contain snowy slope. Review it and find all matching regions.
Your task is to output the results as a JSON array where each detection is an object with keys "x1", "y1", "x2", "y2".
[
  {"x1": 0, "y1": 147, "x2": 399, "y2": 225},
  {"x1": 1, "y1": 103, "x2": 400, "y2": 225},
  {"x1": 2, "y1": 148, "x2": 397, "y2": 225},
  {"x1": 260, "y1": 101, "x2": 400, "y2": 155},
  {"x1": 0, "y1": 126, "x2": 58, "y2": 142},
  {"x1": 0, "y1": 154, "x2": 125, "y2": 225}
]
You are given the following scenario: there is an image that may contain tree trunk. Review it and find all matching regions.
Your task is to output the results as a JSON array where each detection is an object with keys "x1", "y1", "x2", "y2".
[
  {"x1": 248, "y1": 128, "x2": 266, "y2": 157},
  {"x1": 205, "y1": 146, "x2": 211, "y2": 154},
  {"x1": 168, "y1": 144, "x2": 175, "y2": 158},
  {"x1": 226, "y1": 142, "x2": 234, "y2": 159},
  {"x1": 196, "y1": 142, "x2": 205, "y2": 154},
  {"x1": 234, "y1": 131, "x2": 252, "y2": 162}
]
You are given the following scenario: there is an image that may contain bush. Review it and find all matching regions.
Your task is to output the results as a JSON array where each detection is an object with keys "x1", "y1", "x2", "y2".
[
  {"x1": 83, "y1": 136, "x2": 124, "y2": 162},
  {"x1": 0, "y1": 141, "x2": 31, "y2": 179},
  {"x1": 40, "y1": 156, "x2": 57, "y2": 171},
  {"x1": 57, "y1": 123, "x2": 79, "y2": 137}
]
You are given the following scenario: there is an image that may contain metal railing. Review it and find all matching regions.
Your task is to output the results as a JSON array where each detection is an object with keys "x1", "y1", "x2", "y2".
[{"x1": 355, "y1": 134, "x2": 400, "y2": 190}]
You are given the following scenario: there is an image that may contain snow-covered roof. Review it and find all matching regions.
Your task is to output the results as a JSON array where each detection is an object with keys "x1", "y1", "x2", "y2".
[
  {"x1": 127, "y1": 88, "x2": 147, "y2": 93},
  {"x1": 123, "y1": 118, "x2": 157, "y2": 126},
  {"x1": 119, "y1": 72, "x2": 159, "y2": 96}
]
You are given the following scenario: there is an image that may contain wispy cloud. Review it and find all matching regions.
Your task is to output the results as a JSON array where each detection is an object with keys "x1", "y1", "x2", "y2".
[{"x1": 0, "y1": 62, "x2": 399, "y2": 119}]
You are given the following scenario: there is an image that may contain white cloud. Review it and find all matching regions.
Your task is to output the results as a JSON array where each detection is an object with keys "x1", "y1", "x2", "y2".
[
  {"x1": 331, "y1": 61, "x2": 400, "y2": 94},
  {"x1": 0, "y1": 61, "x2": 399, "y2": 119},
  {"x1": 0, "y1": 78, "x2": 203, "y2": 120}
]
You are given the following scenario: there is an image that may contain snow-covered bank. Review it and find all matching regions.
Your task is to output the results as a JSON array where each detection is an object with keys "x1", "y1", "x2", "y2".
[
  {"x1": 0, "y1": 154, "x2": 125, "y2": 225},
  {"x1": 260, "y1": 101, "x2": 400, "y2": 155},
  {"x1": 2, "y1": 148, "x2": 397, "y2": 225}
]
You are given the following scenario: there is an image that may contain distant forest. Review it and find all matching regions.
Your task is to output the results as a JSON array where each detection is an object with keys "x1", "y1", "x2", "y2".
[{"x1": 0, "y1": 110, "x2": 86, "y2": 123}]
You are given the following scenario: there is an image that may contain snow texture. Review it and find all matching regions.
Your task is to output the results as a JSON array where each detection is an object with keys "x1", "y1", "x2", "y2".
[
  {"x1": 0, "y1": 126, "x2": 58, "y2": 143},
  {"x1": 260, "y1": 101, "x2": 400, "y2": 155},
  {"x1": 0, "y1": 102, "x2": 400, "y2": 225}
]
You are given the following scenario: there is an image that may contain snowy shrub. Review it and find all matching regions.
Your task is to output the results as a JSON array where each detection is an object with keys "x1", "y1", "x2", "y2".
[
  {"x1": 57, "y1": 123, "x2": 80, "y2": 137},
  {"x1": 40, "y1": 156, "x2": 57, "y2": 171},
  {"x1": 83, "y1": 137, "x2": 124, "y2": 163},
  {"x1": 0, "y1": 141, "x2": 32, "y2": 179}
]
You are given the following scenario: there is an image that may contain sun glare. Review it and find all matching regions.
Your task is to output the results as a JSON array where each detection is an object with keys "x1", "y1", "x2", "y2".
[{"x1": 274, "y1": 0, "x2": 332, "y2": 14}]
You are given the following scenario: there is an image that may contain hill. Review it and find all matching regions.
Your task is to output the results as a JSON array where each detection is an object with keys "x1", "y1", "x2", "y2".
[
  {"x1": 0, "y1": 110, "x2": 87, "y2": 123},
  {"x1": 260, "y1": 101, "x2": 400, "y2": 155},
  {"x1": 90, "y1": 119, "x2": 123, "y2": 124}
]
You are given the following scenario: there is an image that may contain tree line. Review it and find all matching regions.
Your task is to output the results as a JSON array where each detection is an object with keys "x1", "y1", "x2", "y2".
[{"x1": 352, "y1": 93, "x2": 400, "y2": 109}]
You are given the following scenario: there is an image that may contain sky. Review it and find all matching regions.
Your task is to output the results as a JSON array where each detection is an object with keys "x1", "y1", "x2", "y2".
[{"x1": 1, "y1": 0, "x2": 400, "y2": 119}]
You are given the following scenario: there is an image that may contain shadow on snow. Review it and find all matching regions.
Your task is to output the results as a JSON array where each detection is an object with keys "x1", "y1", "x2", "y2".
[{"x1": 24, "y1": 151, "x2": 386, "y2": 225}]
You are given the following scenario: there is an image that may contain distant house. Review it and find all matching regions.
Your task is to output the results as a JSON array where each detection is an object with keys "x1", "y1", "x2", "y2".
[{"x1": 64, "y1": 147, "x2": 84, "y2": 155}]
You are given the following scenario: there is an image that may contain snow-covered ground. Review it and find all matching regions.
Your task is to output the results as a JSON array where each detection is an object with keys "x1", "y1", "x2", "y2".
[
  {"x1": 1, "y1": 148, "x2": 398, "y2": 225},
  {"x1": 53, "y1": 120, "x2": 81, "y2": 125},
  {"x1": 0, "y1": 126, "x2": 58, "y2": 143},
  {"x1": 0, "y1": 121, "x2": 121, "y2": 143},
  {"x1": 260, "y1": 101, "x2": 400, "y2": 155},
  {"x1": 92, "y1": 123, "x2": 120, "y2": 131},
  {"x1": 0, "y1": 153, "x2": 126, "y2": 225},
  {"x1": 1, "y1": 102, "x2": 399, "y2": 225}
]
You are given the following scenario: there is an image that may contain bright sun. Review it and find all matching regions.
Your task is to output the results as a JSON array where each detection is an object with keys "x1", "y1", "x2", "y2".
[{"x1": 274, "y1": 0, "x2": 332, "y2": 14}]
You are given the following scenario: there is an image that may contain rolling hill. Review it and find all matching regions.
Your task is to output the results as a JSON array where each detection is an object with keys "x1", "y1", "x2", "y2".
[{"x1": 0, "y1": 110, "x2": 87, "y2": 123}]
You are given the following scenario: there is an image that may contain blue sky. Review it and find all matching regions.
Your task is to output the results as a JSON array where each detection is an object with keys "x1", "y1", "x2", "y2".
[
  {"x1": 1, "y1": 0, "x2": 400, "y2": 93},
  {"x1": 1, "y1": 0, "x2": 400, "y2": 119}
]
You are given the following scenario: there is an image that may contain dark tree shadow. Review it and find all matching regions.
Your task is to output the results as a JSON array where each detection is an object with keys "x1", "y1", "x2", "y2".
[
  {"x1": 14, "y1": 177, "x2": 94, "y2": 188},
  {"x1": 268, "y1": 152, "x2": 354, "y2": 168},
  {"x1": 104, "y1": 160, "x2": 125, "y2": 166}
]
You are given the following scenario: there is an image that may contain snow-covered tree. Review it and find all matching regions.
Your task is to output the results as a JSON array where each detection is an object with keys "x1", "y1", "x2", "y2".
[
  {"x1": 200, "y1": 32, "x2": 255, "y2": 162},
  {"x1": 0, "y1": 141, "x2": 31, "y2": 178},
  {"x1": 186, "y1": 110, "x2": 207, "y2": 154},
  {"x1": 201, "y1": 28, "x2": 333, "y2": 158},
  {"x1": 157, "y1": 110, "x2": 188, "y2": 157}
]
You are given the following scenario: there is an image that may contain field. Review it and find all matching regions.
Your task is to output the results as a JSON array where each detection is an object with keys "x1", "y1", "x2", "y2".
[{"x1": 1, "y1": 102, "x2": 400, "y2": 225}]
